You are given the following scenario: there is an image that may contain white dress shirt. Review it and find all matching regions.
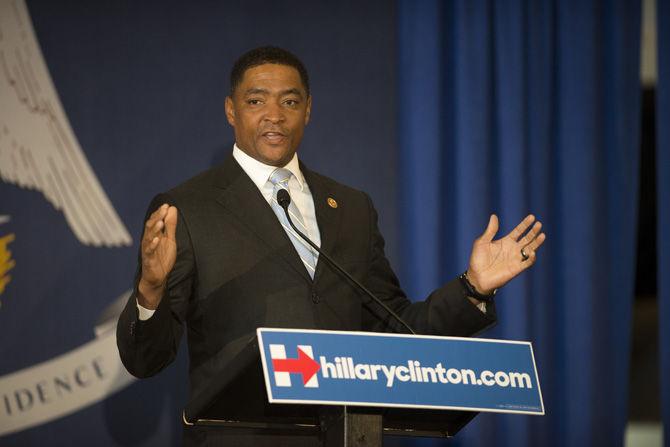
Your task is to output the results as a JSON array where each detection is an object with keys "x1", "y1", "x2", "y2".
[
  {"x1": 231, "y1": 145, "x2": 321, "y2": 254},
  {"x1": 136, "y1": 145, "x2": 321, "y2": 320}
]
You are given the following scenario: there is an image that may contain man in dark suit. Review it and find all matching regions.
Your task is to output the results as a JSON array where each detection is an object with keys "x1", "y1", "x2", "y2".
[{"x1": 116, "y1": 46, "x2": 545, "y2": 445}]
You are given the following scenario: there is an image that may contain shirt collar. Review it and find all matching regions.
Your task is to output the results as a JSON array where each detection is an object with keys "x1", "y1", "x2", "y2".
[{"x1": 232, "y1": 144, "x2": 305, "y2": 191}]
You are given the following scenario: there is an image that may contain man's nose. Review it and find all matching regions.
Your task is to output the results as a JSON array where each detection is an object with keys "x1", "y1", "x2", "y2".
[{"x1": 263, "y1": 101, "x2": 285, "y2": 123}]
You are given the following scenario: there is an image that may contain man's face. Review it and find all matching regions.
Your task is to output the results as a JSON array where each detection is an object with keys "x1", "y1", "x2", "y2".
[{"x1": 225, "y1": 63, "x2": 311, "y2": 167}]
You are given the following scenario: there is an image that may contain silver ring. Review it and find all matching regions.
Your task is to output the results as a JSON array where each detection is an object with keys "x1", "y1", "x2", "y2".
[{"x1": 521, "y1": 248, "x2": 529, "y2": 261}]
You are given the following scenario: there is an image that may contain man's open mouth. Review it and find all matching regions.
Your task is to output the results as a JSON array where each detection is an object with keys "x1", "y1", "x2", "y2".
[{"x1": 262, "y1": 131, "x2": 286, "y2": 143}]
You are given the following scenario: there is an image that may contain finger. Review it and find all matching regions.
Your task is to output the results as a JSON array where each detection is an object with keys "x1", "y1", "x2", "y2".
[
  {"x1": 508, "y1": 214, "x2": 535, "y2": 241},
  {"x1": 150, "y1": 203, "x2": 169, "y2": 222},
  {"x1": 518, "y1": 246, "x2": 537, "y2": 266},
  {"x1": 518, "y1": 221, "x2": 542, "y2": 246},
  {"x1": 143, "y1": 204, "x2": 169, "y2": 241},
  {"x1": 479, "y1": 214, "x2": 499, "y2": 242},
  {"x1": 143, "y1": 217, "x2": 165, "y2": 244},
  {"x1": 164, "y1": 206, "x2": 178, "y2": 241},
  {"x1": 520, "y1": 233, "x2": 546, "y2": 266},
  {"x1": 525, "y1": 232, "x2": 546, "y2": 252},
  {"x1": 144, "y1": 204, "x2": 169, "y2": 233},
  {"x1": 524, "y1": 248, "x2": 537, "y2": 266},
  {"x1": 144, "y1": 236, "x2": 160, "y2": 255}
]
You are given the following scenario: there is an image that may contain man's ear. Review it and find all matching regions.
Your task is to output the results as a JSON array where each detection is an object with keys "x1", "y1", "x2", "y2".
[
  {"x1": 225, "y1": 96, "x2": 235, "y2": 126},
  {"x1": 305, "y1": 95, "x2": 312, "y2": 125}
]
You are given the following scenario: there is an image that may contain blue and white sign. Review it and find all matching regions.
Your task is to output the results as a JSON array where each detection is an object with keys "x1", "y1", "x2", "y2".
[{"x1": 257, "y1": 328, "x2": 544, "y2": 415}]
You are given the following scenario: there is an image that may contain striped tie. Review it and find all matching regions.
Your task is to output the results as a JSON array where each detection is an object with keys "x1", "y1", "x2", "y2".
[{"x1": 268, "y1": 168, "x2": 317, "y2": 278}]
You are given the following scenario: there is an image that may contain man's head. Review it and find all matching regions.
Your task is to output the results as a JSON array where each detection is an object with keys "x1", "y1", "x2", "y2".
[{"x1": 225, "y1": 46, "x2": 311, "y2": 167}]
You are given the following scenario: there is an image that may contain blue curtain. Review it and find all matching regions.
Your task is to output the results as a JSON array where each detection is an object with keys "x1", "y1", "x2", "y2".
[
  {"x1": 397, "y1": 1, "x2": 641, "y2": 446},
  {"x1": 658, "y1": 0, "x2": 670, "y2": 445}
]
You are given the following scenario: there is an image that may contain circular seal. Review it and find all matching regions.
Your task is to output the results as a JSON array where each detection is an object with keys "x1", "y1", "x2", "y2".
[{"x1": 327, "y1": 197, "x2": 338, "y2": 209}]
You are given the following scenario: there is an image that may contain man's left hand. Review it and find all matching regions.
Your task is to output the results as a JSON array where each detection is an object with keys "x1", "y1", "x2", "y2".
[{"x1": 466, "y1": 214, "x2": 546, "y2": 295}]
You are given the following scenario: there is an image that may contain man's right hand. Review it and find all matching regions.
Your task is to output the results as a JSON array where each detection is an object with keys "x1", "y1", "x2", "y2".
[{"x1": 138, "y1": 203, "x2": 178, "y2": 309}]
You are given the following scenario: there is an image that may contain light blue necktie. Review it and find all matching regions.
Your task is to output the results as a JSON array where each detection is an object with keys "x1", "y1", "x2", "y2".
[{"x1": 268, "y1": 168, "x2": 317, "y2": 278}]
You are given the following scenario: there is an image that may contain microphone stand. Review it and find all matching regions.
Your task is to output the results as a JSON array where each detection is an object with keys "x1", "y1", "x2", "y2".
[{"x1": 277, "y1": 189, "x2": 415, "y2": 335}]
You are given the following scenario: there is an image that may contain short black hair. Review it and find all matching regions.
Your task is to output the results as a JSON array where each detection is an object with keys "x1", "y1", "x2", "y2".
[{"x1": 229, "y1": 46, "x2": 310, "y2": 96}]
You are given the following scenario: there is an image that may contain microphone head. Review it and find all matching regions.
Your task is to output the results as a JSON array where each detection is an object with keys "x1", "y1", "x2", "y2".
[{"x1": 277, "y1": 188, "x2": 291, "y2": 209}]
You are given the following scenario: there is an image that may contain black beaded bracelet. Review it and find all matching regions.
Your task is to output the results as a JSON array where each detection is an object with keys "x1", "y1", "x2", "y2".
[{"x1": 458, "y1": 271, "x2": 496, "y2": 302}]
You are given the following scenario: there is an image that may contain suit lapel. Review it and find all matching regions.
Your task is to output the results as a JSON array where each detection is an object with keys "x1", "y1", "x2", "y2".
[
  {"x1": 302, "y1": 165, "x2": 343, "y2": 283},
  {"x1": 213, "y1": 155, "x2": 312, "y2": 283}
]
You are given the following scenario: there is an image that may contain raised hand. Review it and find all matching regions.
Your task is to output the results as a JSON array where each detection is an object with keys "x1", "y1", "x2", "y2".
[
  {"x1": 138, "y1": 203, "x2": 178, "y2": 309},
  {"x1": 466, "y1": 214, "x2": 545, "y2": 295}
]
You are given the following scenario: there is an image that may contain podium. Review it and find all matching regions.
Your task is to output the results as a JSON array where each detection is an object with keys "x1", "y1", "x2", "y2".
[{"x1": 184, "y1": 329, "x2": 542, "y2": 446}]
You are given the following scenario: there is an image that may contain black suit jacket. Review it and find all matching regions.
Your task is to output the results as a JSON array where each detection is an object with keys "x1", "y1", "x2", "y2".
[{"x1": 116, "y1": 154, "x2": 496, "y2": 419}]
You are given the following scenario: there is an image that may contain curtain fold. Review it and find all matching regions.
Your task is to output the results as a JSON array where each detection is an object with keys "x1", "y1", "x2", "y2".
[
  {"x1": 397, "y1": 1, "x2": 641, "y2": 446},
  {"x1": 657, "y1": 0, "x2": 670, "y2": 445}
]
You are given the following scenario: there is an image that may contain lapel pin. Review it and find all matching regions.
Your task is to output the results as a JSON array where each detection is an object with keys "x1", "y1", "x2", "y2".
[{"x1": 327, "y1": 197, "x2": 338, "y2": 209}]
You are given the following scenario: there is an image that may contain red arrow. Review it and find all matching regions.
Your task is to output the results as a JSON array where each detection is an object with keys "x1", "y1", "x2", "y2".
[{"x1": 272, "y1": 347, "x2": 321, "y2": 385}]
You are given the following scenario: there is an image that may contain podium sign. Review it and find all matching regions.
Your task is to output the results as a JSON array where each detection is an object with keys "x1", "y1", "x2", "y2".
[{"x1": 257, "y1": 328, "x2": 544, "y2": 415}]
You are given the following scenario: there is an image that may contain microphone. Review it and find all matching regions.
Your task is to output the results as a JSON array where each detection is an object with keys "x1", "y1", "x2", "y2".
[{"x1": 276, "y1": 188, "x2": 415, "y2": 335}]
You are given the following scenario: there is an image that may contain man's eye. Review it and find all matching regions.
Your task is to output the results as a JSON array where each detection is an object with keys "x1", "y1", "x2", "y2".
[
  {"x1": 247, "y1": 99, "x2": 263, "y2": 105},
  {"x1": 284, "y1": 99, "x2": 299, "y2": 106}
]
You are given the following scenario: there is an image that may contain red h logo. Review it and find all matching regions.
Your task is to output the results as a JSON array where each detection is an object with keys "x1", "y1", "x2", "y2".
[{"x1": 269, "y1": 344, "x2": 320, "y2": 387}]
